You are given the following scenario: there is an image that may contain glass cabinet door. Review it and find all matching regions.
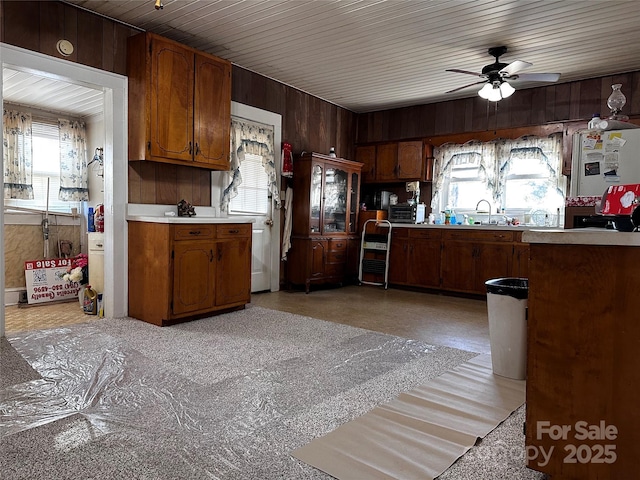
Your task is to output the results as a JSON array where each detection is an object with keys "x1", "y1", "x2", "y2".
[
  {"x1": 323, "y1": 165, "x2": 348, "y2": 234},
  {"x1": 349, "y1": 171, "x2": 360, "y2": 234},
  {"x1": 310, "y1": 163, "x2": 323, "y2": 233}
]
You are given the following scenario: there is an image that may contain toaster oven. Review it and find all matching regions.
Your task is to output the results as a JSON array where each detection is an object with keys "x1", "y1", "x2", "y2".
[{"x1": 388, "y1": 203, "x2": 426, "y2": 224}]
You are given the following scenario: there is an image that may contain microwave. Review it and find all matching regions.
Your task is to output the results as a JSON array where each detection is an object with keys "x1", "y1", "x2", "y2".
[{"x1": 388, "y1": 203, "x2": 426, "y2": 224}]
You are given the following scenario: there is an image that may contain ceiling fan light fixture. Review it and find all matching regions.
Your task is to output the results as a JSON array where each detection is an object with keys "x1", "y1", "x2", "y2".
[
  {"x1": 478, "y1": 83, "x2": 494, "y2": 100},
  {"x1": 500, "y1": 81, "x2": 515, "y2": 98}
]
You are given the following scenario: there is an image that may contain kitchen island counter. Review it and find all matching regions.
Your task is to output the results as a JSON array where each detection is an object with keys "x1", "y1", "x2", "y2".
[{"x1": 524, "y1": 228, "x2": 639, "y2": 479}]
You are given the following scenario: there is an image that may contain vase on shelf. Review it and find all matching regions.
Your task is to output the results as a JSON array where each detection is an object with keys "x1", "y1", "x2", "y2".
[{"x1": 607, "y1": 84, "x2": 629, "y2": 121}]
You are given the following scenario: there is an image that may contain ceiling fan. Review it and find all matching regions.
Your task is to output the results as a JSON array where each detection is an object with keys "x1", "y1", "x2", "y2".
[{"x1": 446, "y1": 46, "x2": 560, "y2": 101}]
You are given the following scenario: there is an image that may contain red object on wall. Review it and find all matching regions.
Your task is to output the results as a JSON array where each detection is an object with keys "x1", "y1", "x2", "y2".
[{"x1": 282, "y1": 142, "x2": 293, "y2": 177}]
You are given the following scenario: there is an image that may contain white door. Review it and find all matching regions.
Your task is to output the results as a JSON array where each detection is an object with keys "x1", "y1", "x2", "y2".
[{"x1": 228, "y1": 153, "x2": 273, "y2": 292}]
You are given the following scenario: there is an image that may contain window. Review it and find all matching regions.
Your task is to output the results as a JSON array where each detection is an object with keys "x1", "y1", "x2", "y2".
[
  {"x1": 229, "y1": 153, "x2": 269, "y2": 215},
  {"x1": 502, "y1": 153, "x2": 564, "y2": 214},
  {"x1": 444, "y1": 153, "x2": 493, "y2": 211},
  {"x1": 4, "y1": 118, "x2": 81, "y2": 213}
]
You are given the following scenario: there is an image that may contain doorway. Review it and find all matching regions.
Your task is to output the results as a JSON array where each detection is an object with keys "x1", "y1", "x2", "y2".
[{"x1": 1, "y1": 44, "x2": 128, "y2": 337}]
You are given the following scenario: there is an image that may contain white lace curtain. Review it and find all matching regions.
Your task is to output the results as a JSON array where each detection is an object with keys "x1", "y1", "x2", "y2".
[
  {"x1": 221, "y1": 117, "x2": 281, "y2": 213},
  {"x1": 431, "y1": 133, "x2": 564, "y2": 208},
  {"x1": 3, "y1": 109, "x2": 34, "y2": 199},
  {"x1": 58, "y1": 118, "x2": 89, "y2": 201}
]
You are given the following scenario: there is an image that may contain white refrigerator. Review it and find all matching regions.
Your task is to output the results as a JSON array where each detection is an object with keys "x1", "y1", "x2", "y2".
[{"x1": 571, "y1": 128, "x2": 640, "y2": 197}]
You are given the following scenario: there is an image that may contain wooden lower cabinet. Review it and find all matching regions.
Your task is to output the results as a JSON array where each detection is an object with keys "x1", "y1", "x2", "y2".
[
  {"x1": 390, "y1": 227, "x2": 524, "y2": 295},
  {"x1": 128, "y1": 221, "x2": 251, "y2": 326},
  {"x1": 441, "y1": 230, "x2": 513, "y2": 295},
  {"x1": 288, "y1": 236, "x2": 358, "y2": 292},
  {"x1": 389, "y1": 228, "x2": 441, "y2": 288}
]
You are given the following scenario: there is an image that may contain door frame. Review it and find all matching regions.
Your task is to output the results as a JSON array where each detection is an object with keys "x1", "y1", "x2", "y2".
[
  {"x1": 211, "y1": 102, "x2": 282, "y2": 292},
  {"x1": 0, "y1": 43, "x2": 128, "y2": 337}
]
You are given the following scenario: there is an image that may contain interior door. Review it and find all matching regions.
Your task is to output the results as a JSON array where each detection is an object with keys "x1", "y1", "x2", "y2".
[{"x1": 228, "y1": 153, "x2": 273, "y2": 292}]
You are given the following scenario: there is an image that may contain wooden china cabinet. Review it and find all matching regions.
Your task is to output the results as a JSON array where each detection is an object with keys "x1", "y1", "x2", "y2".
[{"x1": 287, "y1": 153, "x2": 362, "y2": 292}]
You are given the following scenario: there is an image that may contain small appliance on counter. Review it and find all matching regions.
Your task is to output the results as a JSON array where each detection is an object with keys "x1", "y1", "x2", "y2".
[
  {"x1": 599, "y1": 183, "x2": 640, "y2": 232},
  {"x1": 388, "y1": 203, "x2": 426, "y2": 224},
  {"x1": 373, "y1": 191, "x2": 392, "y2": 211}
]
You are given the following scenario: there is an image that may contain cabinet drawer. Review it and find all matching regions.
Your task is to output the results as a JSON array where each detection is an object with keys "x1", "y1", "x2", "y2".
[
  {"x1": 329, "y1": 239, "x2": 348, "y2": 252},
  {"x1": 327, "y1": 250, "x2": 347, "y2": 263},
  {"x1": 88, "y1": 232, "x2": 105, "y2": 250},
  {"x1": 392, "y1": 228, "x2": 409, "y2": 240},
  {"x1": 442, "y1": 230, "x2": 514, "y2": 242},
  {"x1": 173, "y1": 225, "x2": 216, "y2": 241},
  {"x1": 409, "y1": 229, "x2": 442, "y2": 240},
  {"x1": 217, "y1": 224, "x2": 251, "y2": 238}
]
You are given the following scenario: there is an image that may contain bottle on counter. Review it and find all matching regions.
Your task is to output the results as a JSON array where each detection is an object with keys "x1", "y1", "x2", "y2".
[
  {"x1": 87, "y1": 207, "x2": 95, "y2": 232},
  {"x1": 588, "y1": 113, "x2": 601, "y2": 129}
]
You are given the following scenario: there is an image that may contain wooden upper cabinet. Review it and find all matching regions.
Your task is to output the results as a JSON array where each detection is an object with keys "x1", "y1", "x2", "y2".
[
  {"x1": 194, "y1": 53, "x2": 231, "y2": 168},
  {"x1": 127, "y1": 32, "x2": 231, "y2": 170},
  {"x1": 357, "y1": 141, "x2": 425, "y2": 183},
  {"x1": 355, "y1": 145, "x2": 376, "y2": 183},
  {"x1": 150, "y1": 36, "x2": 194, "y2": 162},
  {"x1": 397, "y1": 141, "x2": 424, "y2": 179},
  {"x1": 375, "y1": 143, "x2": 398, "y2": 181}
]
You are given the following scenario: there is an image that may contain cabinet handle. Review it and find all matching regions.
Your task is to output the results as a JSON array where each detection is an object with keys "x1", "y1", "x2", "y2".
[
  {"x1": 195, "y1": 143, "x2": 200, "y2": 155},
  {"x1": 228, "y1": 229, "x2": 239, "y2": 234},
  {"x1": 96, "y1": 243, "x2": 103, "y2": 248},
  {"x1": 209, "y1": 249, "x2": 214, "y2": 262},
  {"x1": 218, "y1": 246, "x2": 222, "y2": 261},
  {"x1": 189, "y1": 230, "x2": 201, "y2": 235},
  {"x1": 189, "y1": 141, "x2": 193, "y2": 155}
]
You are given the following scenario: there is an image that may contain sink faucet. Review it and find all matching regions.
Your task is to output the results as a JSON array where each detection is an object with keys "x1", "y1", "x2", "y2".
[{"x1": 475, "y1": 199, "x2": 492, "y2": 224}]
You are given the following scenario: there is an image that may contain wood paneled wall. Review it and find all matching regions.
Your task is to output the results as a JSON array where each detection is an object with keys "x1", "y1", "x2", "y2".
[
  {"x1": 1, "y1": 1, "x2": 357, "y2": 206},
  {"x1": 357, "y1": 71, "x2": 640, "y2": 144}
]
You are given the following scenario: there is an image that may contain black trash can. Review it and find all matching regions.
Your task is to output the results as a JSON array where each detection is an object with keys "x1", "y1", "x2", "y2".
[{"x1": 485, "y1": 278, "x2": 528, "y2": 380}]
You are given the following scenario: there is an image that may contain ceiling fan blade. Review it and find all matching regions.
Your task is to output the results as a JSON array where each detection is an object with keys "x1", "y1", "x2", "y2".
[
  {"x1": 445, "y1": 80, "x2": 487, "y2": 94},
  {"x1": 510, "y1": 72, "x2": 560, "y2": 82},
  {"x1": 499, "y1": 60, "x2": 532, "y2": 76},
  {"x1": 446, "y1": 68, "x2": 484, "y2": 77}
]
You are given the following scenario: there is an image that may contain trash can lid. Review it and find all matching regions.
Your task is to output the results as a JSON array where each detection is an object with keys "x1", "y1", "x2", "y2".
[{"x1": 485, "y1": 277, "x2": 528, "y2": 300}]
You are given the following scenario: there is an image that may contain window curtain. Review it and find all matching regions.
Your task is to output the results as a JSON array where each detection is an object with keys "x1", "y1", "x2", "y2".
[
  {"x1": 221, "y1": 117, "x2": 281, "y2": 213},
  {"x1": 58, "y1": 118, "x2": 89, "y2": 201},
  {"x1": 495, "y1": 133, "x2": 565, "y2": 199},
  {"x1": 431, "y1": 141, "x2": 497, "y2": 209},
  {"x1": 3, "y1": 109, "x2": 34, "y2": 199}
]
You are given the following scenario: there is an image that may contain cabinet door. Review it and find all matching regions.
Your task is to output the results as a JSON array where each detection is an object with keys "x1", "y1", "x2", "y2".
[
  {"x1": 474, "y1": 242, "x2": 513, "y2": 294},
  {"x1": 309, "y1": 240, "x2": 327, "y2": 279},
  {"x1": 310, "y1": 163, "x2": 323, "y2": 234},
  {"x1": 150, "y1": 36, "x2": 194, "y2": 162},
  {"x1": 388, "y1": 235, "x2": 408, "y2": 284},
  {"x1": 216, "y1": 236, "x2": 251, "y2": 306},
  {"x1": 194, "y1": 53, "x2": 231, "y2": 168},
  {"x1": 441, "y1": 240, "x2": 476, "y2": 292},
  {"x1": 355, "y1": 145, "x2": 376, "y2": 183},
  {"x1": 348, "y1": 171, "x2": 360, "y2": 234},
  {"x1": 323, "y1": 165, "x2": 348, "y2": 234},
  {"x1": 376, "y1": 143, "x2": 398, "y2": 181},
  {"x1": 172, "y1": 241, "x2": 215, "y2": 315},
  {"x1": 397, "y1": 141, "x2": 423, "y2": 180},
  {"x1": 408, "y1": 238, "x2": 441, "y2": 288}
]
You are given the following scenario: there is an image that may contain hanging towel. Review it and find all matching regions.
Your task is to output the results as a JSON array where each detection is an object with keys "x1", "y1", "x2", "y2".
[{"x1": 281, "y1": 186, "x2": 293, "y2": 260}]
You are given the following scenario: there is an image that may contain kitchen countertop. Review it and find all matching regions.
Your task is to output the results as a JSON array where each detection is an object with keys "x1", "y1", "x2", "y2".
[
  {"x1": 388, "y1": 222, "x2": 640, "y2": 246},
  {"x1": 522, "y1": 228, "x2": 640, "y2": 246},
  {"x1": 127, "y1": 215, "x2": 254, "y2": 224}
]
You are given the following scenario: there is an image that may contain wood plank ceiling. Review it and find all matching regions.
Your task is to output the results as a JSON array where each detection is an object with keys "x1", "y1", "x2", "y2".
[{"x1": 4, "y1": 0, "x2": 640, "y2": 116}]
